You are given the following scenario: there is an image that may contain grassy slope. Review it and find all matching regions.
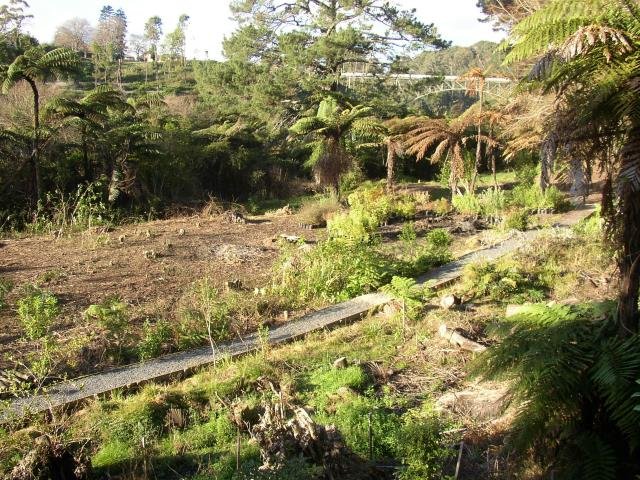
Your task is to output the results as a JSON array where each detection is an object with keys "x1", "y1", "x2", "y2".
[{"x1": 0, "y1": 214, "x2": 613, "y2": 479}]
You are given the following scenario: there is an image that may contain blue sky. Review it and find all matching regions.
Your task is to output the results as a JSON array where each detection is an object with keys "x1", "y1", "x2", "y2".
[{"x1": 22, "y1": 0, "x2": 505, "y2": 60}]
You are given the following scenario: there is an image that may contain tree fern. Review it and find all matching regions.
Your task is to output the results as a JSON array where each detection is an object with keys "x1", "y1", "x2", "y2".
[{"x1": 474, "y1": 302, "x2": 640, "y2": 478}]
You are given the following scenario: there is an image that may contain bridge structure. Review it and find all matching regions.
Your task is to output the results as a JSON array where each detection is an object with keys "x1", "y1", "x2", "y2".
[{"x1": 339, "y1": 72, "x2": 515, "y2": 100}]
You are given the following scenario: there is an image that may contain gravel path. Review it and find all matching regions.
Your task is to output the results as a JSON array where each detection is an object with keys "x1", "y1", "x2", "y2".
[{"x1": 0, "y1": 204, "x2": 596, "y2": 422}]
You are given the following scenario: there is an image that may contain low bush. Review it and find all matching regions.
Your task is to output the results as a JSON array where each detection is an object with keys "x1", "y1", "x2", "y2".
[
  {"x1": 425, "y1": 228, "x2": 452, "y2": 248},
  {"x1": 28, "y1": 182, "x2": 115, "y2": 235},
  {"x1": 478, "y1": 187, "x2": 508, "y2": 218},
  {"x1": 460, "y1": 260, "x2": 547, "y2": 303},
  {"x1": 16, "y1": 286, "x2": 60, "y2": 340},
  {"x1": 396, "y1": 405, "x2": 453, "y2": 480},
  {"x1": 178, "y1": 279, "x2": 232, "y2": 348},
  {"x1": 297, "y1": 196, "x2": 341, "y2": 225},
  {"x1": 84, "y1": 297, "x2": 129, "y2": 337},
  {"x1": 0, "y1": 278, "x2": 13, "y2": 311},
  {"x1": 452, "y1": 193, "x2": 482, "y2": 216},
  {"x1": 429, "y1": 198, "x2": 452, "y2": 216},
  {"x1": 277, "y1": 240, "x2": 394, "y2": 303},
  {"x1": 138, "y1": 320, "x2": 173, "y2": 360},
  {"x1": 510, "y1": 184, "x2": 569, "y2": 212},
  {"x1": 327, "y1": 184, "x2": 419, "y2": 244},
  {"x1": 327, "y1": 209, "x2": 380, "y2": 244},
  {"x1": 504, "y1": 209, "x2": 530, "y2": 231}
]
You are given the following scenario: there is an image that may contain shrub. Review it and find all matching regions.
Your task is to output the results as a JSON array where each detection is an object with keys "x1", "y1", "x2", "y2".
[
  {"x1": 381, "y1": 276, "x2": 425, "y2": 321},
  {"x1": 478, "y1": 187, "x2": 508, "y2": 218},
  {"x1": 399, "y1": 222, "x2": 417, "y2": 244},
  {"x1": 297, "y1": 196, "x2": 341, "y2": 225},
  {"x1": 347, "y1": 182, "x2": 395, "y2": 226},
  {"x1": 327, "y1": 210, "x2": 379, "y2": 244},
  {"x1": 396, "y1": 406, "x2": 452, "y2": 480},
  {"x1": 180, "y1": 279, "x2": 232, "y2": 347},
  {"x1": 474, "y1": 302, "x2": 640, "y2": 479},
  {"x1": 515, "y1": 164, "x2": 537, "y2": 185},
  {"x1": 394, "y1": 196, "x2": 417, "y2": 219},
  {"x1": 17, "y1": 286, "x2": 59, "y2": 340},
  {"x1": 452, "y1": 193, "x2": 482, "y2": 216},
  {"x1": 138, "y1": 320, "x2": 173, "y2": 360},
  {"x1": 510, "y1": 185, "x2": 569, "y2": 212},
  {"x1": 430, "y1": 198, "x2": 452, "y2": 216},
  {"x1": 28, "y1": 182, "x2": 115, "y2": 235},
  {"x1": 277, "y1": 240, "x2": 393, "y2": 303},
  {"x1": 0, "y1": 278, "x2": 13, "y2": 311},
  {"x1": 504, "y1": 209, "x2": 529, "y2": 231},
  {"x1": 425, "y1": 228, "x2": 452, "y2": 248},
  {"x1": 84, "y1": 297, "x2": 128, "y2": 337}
]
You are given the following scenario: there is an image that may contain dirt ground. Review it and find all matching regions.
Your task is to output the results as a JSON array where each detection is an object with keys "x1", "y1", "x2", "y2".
[{"x1": 0, "y1": 209, "x2": 321, "y2": 371}]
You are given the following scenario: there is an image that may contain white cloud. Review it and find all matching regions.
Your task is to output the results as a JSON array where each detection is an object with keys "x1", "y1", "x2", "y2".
[{"x1": 23, "y1": 0, "x2": 504, "y2": 60}]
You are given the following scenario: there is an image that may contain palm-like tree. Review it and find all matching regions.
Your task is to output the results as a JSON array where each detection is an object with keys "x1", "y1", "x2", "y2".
[
  {"x1": 505, "y1": 0, "x2": 640, "y2": 334},
  {"x1": 402, "y1": 115, "x2": 497, "y2": 195},
  {"x1": 290, "y1": 97, "x2": 380, "y2": 197},
  {"x1": 43, "y1": 86, "x2": 131, "y2": 181},
  {"x1": 381, "y1": 117, "x2": 423, "y2": 192},
  {"x1": 1, "y1": 46, "x2": 78, "y2": 199},
  {"x1": 460, "y1": 67, "x2": 488, "y2": 192}
]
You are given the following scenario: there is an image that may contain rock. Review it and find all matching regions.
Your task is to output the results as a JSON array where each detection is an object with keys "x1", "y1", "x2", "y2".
[
  {"x1": 440, "y1": 294, "x2": 462, "y2": 310},
  {"x1": 118, "y1": 234, "x2": 126, "y2": 244},
  {"x1": 178, "y1": 228, "x2": 185, "y2": 236},
  {"x1": 333, "y1": 357, "x2": 349, "y2": 369}
]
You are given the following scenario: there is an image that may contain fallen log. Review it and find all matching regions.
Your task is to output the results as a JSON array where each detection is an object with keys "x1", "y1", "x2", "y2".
[{"x1": 438, "y1": 324, "x2": 486, "y2": 353}]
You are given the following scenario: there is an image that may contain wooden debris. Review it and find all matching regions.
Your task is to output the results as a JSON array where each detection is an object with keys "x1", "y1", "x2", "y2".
[
  {"x1": 333, "y1": 357, "x2": 348, "y2": 369},
  {"x1": 9, "y1": 435, "x2": 91, "y2": 480},
  {"x1": 440, "y1": 294, "x2": 462, "y2": 310},
  {"x1": 438, "y1": 324, "x2": 486, "y2": 353},
  {"x1": 165, "y1": 407, "x2": 189, "y2": 430},
  {"x1": 251, "y1": 402, "x2": 350, "y2": 476},
  {"x1": 273, "y1": 205, "x2": 293, "y2": 216},
  {"x1": 224, "y1": 279, "x2": 244, "y2": 292},
  {"x1": 279, "y1": 234, "x2": 303, "y2": 243},
  {"x1": 143, "y1": 250, "x2": 157, "y2": 260},
  {"x1": 223, "y1": 210, "x2": 247, "y2": 224}
]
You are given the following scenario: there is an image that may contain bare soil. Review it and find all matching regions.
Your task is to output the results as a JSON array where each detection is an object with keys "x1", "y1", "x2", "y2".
[{"x1": 0, "y1": 210, "x2": 321, "y2": 371}]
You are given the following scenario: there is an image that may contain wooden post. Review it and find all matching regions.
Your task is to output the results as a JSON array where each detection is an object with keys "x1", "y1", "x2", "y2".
[
  {"x1": 236, "y1": 427, "x2": 241, "y2": 471},
  {"x1": 368, "y1": 412, "x2": 373, "y2": 460}
]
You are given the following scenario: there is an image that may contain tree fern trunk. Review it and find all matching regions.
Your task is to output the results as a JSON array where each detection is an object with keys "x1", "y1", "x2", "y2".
[
  {"x1": 386, "y1": 144, "x2": 395, "y2": 193},
  {"x1": 27, "y1": 79, "x2": 41, "y2": 201},
  {"x1": 617, "y1": 127, "x2": 640, "y2": 336}
]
